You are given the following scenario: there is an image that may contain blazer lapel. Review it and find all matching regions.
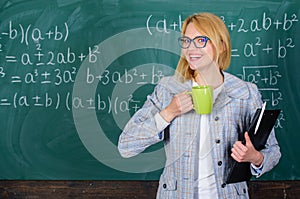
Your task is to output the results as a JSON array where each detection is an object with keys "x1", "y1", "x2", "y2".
[{"x1": 214, "y1": 72, "x2": 250, "y2": 110}]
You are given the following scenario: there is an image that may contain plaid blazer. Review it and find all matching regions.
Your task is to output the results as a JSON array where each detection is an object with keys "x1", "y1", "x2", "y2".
[{"x1": 118, "y1": 72, "x2": 281, "y2": 199}]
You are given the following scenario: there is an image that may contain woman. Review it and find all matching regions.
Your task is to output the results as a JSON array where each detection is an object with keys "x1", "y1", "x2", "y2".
[{"x1": 118, "y1": 12, "x2": 281, "y2": 199}]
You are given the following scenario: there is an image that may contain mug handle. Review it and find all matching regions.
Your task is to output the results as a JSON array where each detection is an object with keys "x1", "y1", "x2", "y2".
[{"x1": 186, "y1": 91, "x2": 195, "y2": 110}]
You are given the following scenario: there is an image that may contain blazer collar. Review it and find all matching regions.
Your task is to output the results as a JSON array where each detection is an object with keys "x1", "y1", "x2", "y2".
[
  {"x1": 213, "y1": 71, "x2": 250, "y2": 110},
  {"x1": 222, "y1": 71, "x2": 250, "y2": 100}
]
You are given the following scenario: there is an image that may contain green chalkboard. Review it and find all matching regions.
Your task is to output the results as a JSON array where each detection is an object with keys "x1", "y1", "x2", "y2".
[{"x1": 0, "y1": 0, "x2": 299, "y2": 180}]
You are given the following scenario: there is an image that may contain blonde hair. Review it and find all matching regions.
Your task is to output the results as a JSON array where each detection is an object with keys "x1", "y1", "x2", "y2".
[{"x1": 175, "y1": 12, "x2": 232, "y2": 82}]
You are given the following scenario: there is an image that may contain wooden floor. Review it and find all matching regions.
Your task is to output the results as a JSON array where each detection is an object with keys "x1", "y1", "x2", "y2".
[{"x1": 0, "y1": 180, "x2": 299, "y2": 198}]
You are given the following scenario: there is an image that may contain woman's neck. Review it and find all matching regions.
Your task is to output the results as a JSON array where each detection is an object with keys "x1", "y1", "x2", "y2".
[{"x1": 194, "y1": 69, "x2": 224, "y2": 89}]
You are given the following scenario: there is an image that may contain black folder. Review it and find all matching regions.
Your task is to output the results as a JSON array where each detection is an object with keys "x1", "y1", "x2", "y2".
[{"x1": 226, "y1": 108, "x2": 281, "y2": 184}]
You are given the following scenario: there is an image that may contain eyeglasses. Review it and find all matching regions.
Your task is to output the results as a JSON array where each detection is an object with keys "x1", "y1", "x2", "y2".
[{"x1": 178, "y1": 36, "x2": 210, "y2": 49}]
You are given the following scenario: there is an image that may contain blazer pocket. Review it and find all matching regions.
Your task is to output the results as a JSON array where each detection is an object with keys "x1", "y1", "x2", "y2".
[
  {"x1": 160, "y1": 176, "x2": 177, "y2": 191},
  {"x1": 233, "y1": 183, "x2": 248, "y2": 196}
]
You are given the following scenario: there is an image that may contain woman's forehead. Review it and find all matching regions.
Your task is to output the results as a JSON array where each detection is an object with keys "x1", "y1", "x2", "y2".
[{"x1": 184, "y1": 22, "x2": 206, "y2": 37}]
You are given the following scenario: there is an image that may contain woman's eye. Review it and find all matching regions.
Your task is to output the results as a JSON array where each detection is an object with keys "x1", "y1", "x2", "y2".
[{"x1": 197, "y1": 38, "x2": 205, "y2": 43}]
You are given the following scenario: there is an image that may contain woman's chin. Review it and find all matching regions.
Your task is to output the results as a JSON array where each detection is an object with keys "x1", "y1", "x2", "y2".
[{"x1": 188, "y1": 63, "x2": 198, "y2": 71}]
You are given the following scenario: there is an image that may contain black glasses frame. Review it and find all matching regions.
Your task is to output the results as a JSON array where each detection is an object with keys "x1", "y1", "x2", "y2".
[{"x1": 178, "y1": 36, "x2": 210, "y2": 49}]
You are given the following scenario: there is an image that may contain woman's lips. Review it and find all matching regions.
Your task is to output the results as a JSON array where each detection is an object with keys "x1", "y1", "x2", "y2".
[{"x1": 189, "y1": 54, "x2": 202, "y2": 61}]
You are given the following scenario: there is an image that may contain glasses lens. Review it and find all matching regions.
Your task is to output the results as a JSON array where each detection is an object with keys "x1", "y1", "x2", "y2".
[
  {"x1": 194, "y1": 36, "x2": 208, "y2": 48},
  {"x1": 178, "y1": 37, "x2": 190, "y2": 48}
]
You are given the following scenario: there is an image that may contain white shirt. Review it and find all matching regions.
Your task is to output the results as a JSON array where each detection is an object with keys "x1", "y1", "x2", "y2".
[{"x1": 195, "y1": 82, "x2": 223, "y2": 199}]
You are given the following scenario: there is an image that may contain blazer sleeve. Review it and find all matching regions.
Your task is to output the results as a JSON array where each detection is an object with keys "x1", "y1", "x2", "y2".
[
  {"x1": 118, "y1": 81, "x2": 172, "y2": 158},
  {"x1": 247, "y1": 83, "x2": 281, "y2": 177},
  {"x1": 251, "y1": 128, "x2": 281, "y2": 177}
]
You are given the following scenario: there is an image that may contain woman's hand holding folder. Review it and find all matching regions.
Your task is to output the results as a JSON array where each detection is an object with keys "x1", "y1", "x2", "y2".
[{"x1": 231, "y1": 132, "x2": 264, "y2": 167}]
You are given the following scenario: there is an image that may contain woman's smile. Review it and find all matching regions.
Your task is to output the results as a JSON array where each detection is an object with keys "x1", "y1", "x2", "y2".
[{"x1": 188, "y1": 53, "x2": 203, "y2": 62}]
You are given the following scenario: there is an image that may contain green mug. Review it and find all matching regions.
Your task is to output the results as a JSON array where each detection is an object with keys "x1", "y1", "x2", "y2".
[{"x1": 188, "y1": 85, "x2": 213, "y2": 114}]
